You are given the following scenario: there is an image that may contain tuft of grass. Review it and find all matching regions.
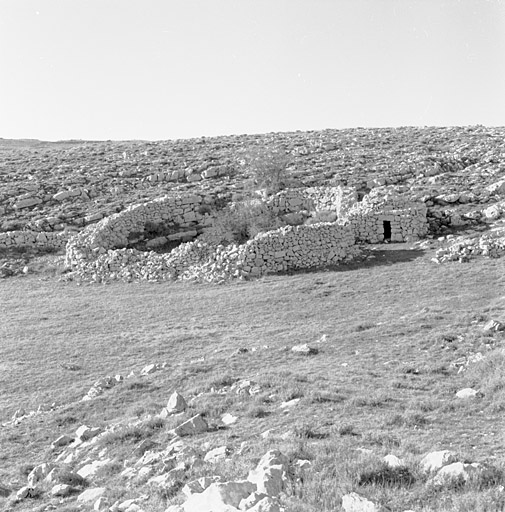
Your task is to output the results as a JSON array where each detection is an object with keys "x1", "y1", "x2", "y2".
[{"x1": 357, "y1": 464, "x2": 416, "y2": 488}]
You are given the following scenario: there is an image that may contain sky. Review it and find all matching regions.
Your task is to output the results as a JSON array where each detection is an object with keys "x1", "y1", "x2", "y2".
[{"x1": 0, "y1": 0, "x2": 504, "y2": 141}]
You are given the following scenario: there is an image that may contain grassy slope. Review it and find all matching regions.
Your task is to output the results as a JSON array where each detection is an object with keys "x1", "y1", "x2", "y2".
[{"x1": 2, "y1": 245, "x2": 505, "y2": 510}]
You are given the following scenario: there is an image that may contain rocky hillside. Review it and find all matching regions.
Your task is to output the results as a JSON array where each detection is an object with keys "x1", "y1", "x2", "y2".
[{"x1": 1, "y1": 126, "x2": 504, "y2": 238}]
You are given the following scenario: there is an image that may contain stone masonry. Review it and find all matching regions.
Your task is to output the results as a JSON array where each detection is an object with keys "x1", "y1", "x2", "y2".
[{"x1": 64, "y1": 186, "x2": 428, "y2": 283}]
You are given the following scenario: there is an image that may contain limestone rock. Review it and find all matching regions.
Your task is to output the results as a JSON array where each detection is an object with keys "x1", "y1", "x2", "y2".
[
  {"x1": 246, "y1": 497, "x2": 281, "y2": 512},
  {"x1": 51, "y1": 434, "x2": 74, "y2": 449},
  {"x1": 27, "y1": 462, "x2": 55, "y2": 486},
  {"x1": 182, "y1": 476, "x2": 221, "y2": 497},
  {"x1": 221, "y1": 413, "x2": 238, "y2": 425},
  {"x1": 44, "y1": 468, "x2": 84, "y2": 486},
  {"x1": 16, "y1": 486, "x2": 39, "y2": 500},
  {"x1": 204, "y1": 446, "x2": 229, "y2": 463},
  {"x1": 77, "y1": 487, "x2": 106, "y2": 503},
  {"x1": 456, "y1": 388, "x2": 481, "y2": 399},
  {"x1": 141, "y1": 363, "x2": 158, "y2": 375},
  {"x1": 77, "y1": 458, "x2": 112, "y2": 479},
  {"x1": 341, "y1": 492, "x2": 379, "y2": 512},
  {"x1": 174, "y1": 414, "x2": 208, "y2": 436},
  {"x1": 420, "y1": 450, "x2": 457, "y2": 473},
  {"x1": 51, "y1": 483, "x2": 74, "y2": 496},
  {"x1": 239, "y1": 491, "x2": 267, "y2": 510},
  {"x1": 183, "y1": 480, "x2": 256, "y2": 512},
  {"x1": 94, "y1": 496, "x2": 110, "y2": 510},
  {"x1": 431, "y1": 461, "x2": 481, "y2": 487},
  {"x1": 483, "y1": 319, "x2": 504, "y2": 332},
  {"x1": 167, "y1": 391, "x2": 187, "y2": 414},
  {"x1": 291, "y1": 343, "x2": 319, "y2": 355},
  {"x1": 247, "y1": 450, "x2": 289, "y2": 496},
  {"x1": 75, "y1": 424, "x2": 102, "y2": 441},
  {"x1": 383, "y1": 454, "x2": 405, "y2": 468}
]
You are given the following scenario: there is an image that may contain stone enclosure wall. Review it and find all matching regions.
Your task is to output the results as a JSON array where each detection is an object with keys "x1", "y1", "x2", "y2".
[
  {"x1": 0, "y1": 230, "x2": 70, "y2": 251},
  {"x1": 65, "y1": 222, "x2": 358, "y2": 283},
  {"x1": 63, "y1": 185, "x2": 428, "y2": 283}
]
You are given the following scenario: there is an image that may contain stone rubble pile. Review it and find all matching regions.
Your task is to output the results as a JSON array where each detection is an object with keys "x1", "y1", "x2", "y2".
[{"x1": 432, "y1": 226, "x2": 505, "y2": 263}]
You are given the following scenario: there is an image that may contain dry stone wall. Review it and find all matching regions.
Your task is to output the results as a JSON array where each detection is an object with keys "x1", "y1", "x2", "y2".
[
  {"x1": 267, "y1": 186, "x2": 358, "y2": 217},
  {"x1": 65, "y1": 221, "x2": 358, "y2": 283},
  {"x1": 345, "y1": 188, "x2": 428, "y2": 243},
  {"x1": 63, "y1": 186, "x2": 432, "y2": 283},
  {"x1": 0, "y1": 230, "x2": 70, "y2": 250}
]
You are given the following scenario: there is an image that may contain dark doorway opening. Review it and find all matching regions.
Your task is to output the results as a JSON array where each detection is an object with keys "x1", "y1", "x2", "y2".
[{"x1": 383, "y1": 221, "x2": 391, "y2": 240}]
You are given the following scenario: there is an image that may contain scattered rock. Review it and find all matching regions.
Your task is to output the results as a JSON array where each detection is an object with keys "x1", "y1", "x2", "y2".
[
  {"x1": 77, "y1": 487, "x2": 106, "y2": 503},
  {"x1": 383, "y1": 454, "x2": 405, "y2": 468},
  {"x1": 221, "y1": 413, "x2": 238, "y2": 425},
  {"x1": 183, "y1": 480, "x2": 256, "y2": 512},
  {"x1": 94, "y1": 496, "x2": 110, "y2": 511},
  {"x1": 291, "y1": 343, "x2": 319, "y2": 355},
  {"x1": 77, "y1": 458, "x2": 113, "y2": 479},
  {"x1": 27, "y1": 462, "x2": 55, "y2": 486},
  {"x1": 483, "y1": 319, "x2": 504, "y2": 332},
  {"x1": 51, "y1": 434, "x2": 74, "y2": 449},
  {"x1": 166, "y1": 391, "x2": 187, "y2": 414},
  {"x1": 174, "y1": 414, "x2": 208, "y2": 437},
  {"x1": 247, "y1": 450, "x2": 289, "y2": 496},
  {"x1": 75, "y1": 424, "x2": 102, "y2": 441},
  {"x1": 204, "y1": 446, "x2": 230, "y2": 463},
  {"x1": 341, "y1": 492, "x2": 379, "y2": 512},
  {"x1": 51, "y1": 483, "x2": 74, "y2": 496},
  {"x1": 141, "y1": 363, "x2": 159, "y2": 375},
  {"x1": 420, "y1": 450, "x2": 457, "y2": 473},
  {"x1": 456, "y1": 388, "x2": 481, "y2": 399},
  {"x1": 431, "y1": 461, "x2": 482, "y2": 487}
]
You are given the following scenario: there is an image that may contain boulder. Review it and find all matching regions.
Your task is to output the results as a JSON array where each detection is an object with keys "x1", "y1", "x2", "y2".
[
  {"x1": 291, "y1": 343, "x2": 319, "y2": 355},
  {"x1": 383, "y1": 454, "x2": 405, "y2": 468},
  {"x1": 174, "y1": 414, "x2": 208, "y2": 436},
  {"x1": 183, "y1": 480, "x2": 255, "y2": 512},
  {"x1": 77, "y1": 459, "x2": 112, "y2": 479},
  {"x1": 167, "y1": 391, "x2": 187, "y2": 414},
  {"x1": 77, "y1": 487, "x2": 106, "y2": 503},
  {"x1": 16, "y1": 486, "x2": 39, "y2": 500},
  {"x1": 431, "y1": 462, "x2": 481, "y2": 487},
  {"x1": 483, "y1": 319, "x2": 504, "y2": 332},
  {"x1": 341, "y1": 492, "x2": 379, "y2": 512},
  {"x1": 456, "y1": 388, "x2": 480, "y2": 399},
  {"x1": 75, "y1": 424, "x2": 102, "y2": 441},
  {"x1": 420, "y1": 450, "x2": 457, "y2": 473},
  {"x1": 27, "y1": 462, "x2": 55, "y2": 486},
  {"x1": 51, "y1": 484, "x2": 74, "y2": 496},
  {"x1": 247, "y1": 450, "x2": 289, "y2": 496}
]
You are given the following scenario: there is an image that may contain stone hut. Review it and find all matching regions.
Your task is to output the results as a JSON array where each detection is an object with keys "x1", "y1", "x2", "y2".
[{"x1": 343, "y1": 187, "x2": 428, "y2": 243}]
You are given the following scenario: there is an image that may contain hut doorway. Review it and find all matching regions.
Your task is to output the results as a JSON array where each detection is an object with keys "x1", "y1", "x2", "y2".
[{"x1": 383, "y1": 221, "x2": 391, "y2": 240}]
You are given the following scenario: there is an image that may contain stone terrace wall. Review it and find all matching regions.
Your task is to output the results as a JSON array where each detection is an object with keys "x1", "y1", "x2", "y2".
[
  {"x1": 65, "y1": 221, "x2": 359, "y2": 283},
  {"x1": 345, "y1": 188, "x2": 428, "y2": 243},
  {"x1": 0, "y1": 230, "x2": 70, "y2": 250}
]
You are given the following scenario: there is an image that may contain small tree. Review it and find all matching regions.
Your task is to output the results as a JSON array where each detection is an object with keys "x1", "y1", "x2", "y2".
[{"x1": 243, "y1": 146, "x2": 291, "y2": 195}]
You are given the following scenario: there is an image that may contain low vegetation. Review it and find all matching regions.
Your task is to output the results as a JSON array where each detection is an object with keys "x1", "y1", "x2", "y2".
[{"x1": 1, "y1": 245, "x2": 505, "y2": 510}]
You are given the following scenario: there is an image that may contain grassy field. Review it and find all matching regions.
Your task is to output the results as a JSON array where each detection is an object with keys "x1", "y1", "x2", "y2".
[{"x1": 2, "y1": 245, "x2": 505, "y2": 511}]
